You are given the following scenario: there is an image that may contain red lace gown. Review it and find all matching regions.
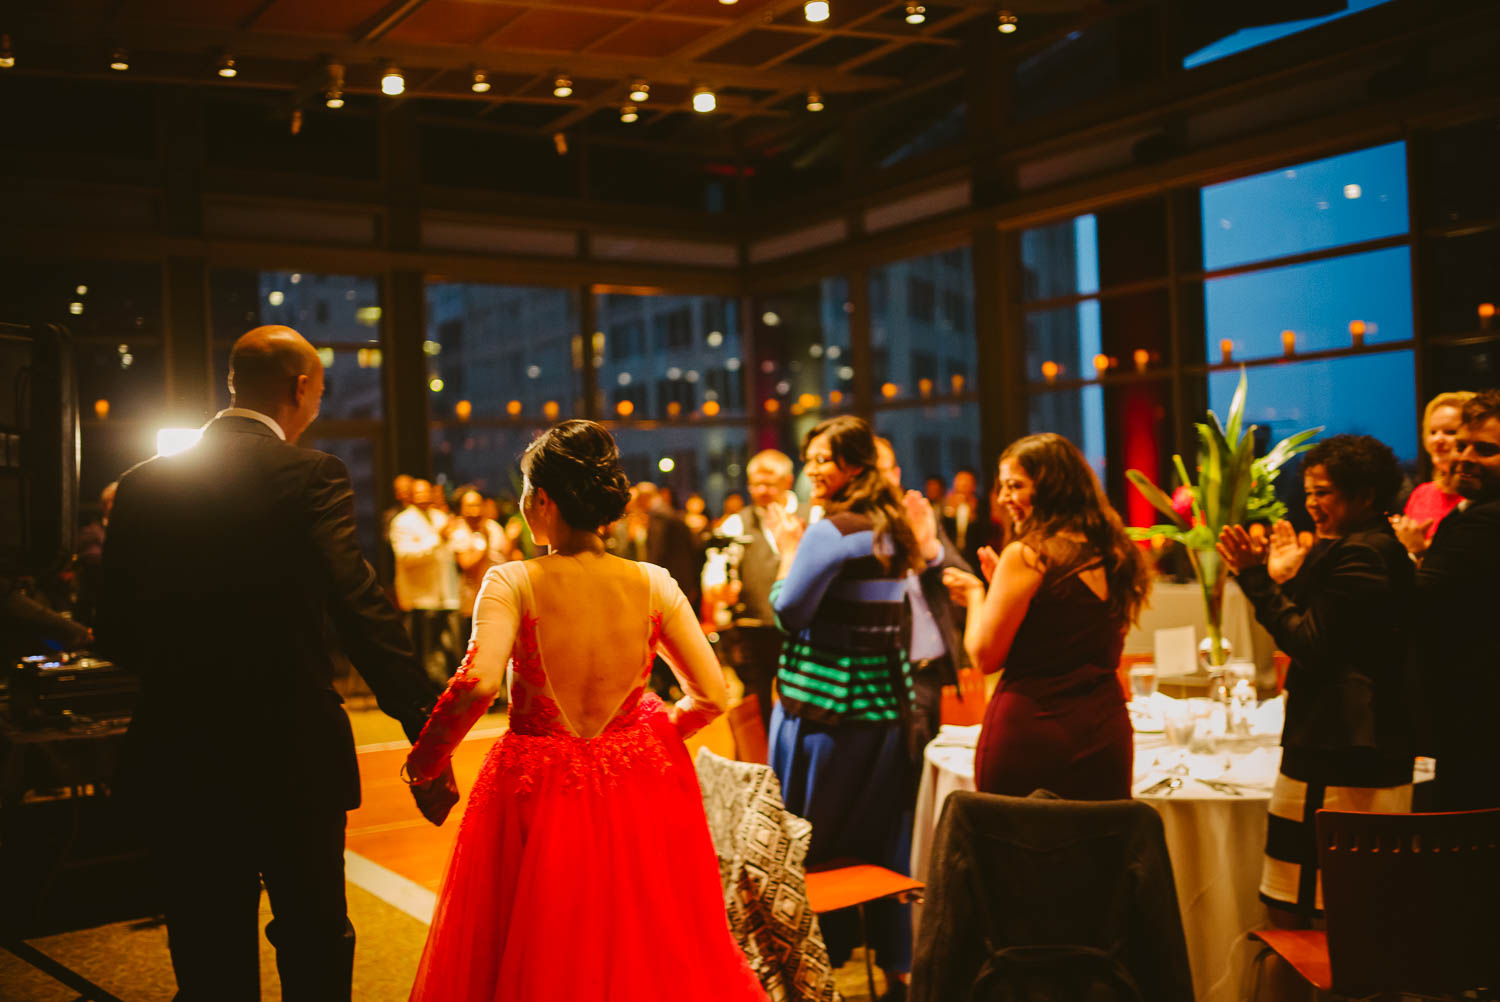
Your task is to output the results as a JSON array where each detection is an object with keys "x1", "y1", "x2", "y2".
[{"x1": 404, "y1": 559, "x2": 768, "y2": 1002}]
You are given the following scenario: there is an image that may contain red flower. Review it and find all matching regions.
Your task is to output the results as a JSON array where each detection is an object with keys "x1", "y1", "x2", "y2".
[{"x1": 1170, "y1": 485, "x2": 1196, "y2": 522}]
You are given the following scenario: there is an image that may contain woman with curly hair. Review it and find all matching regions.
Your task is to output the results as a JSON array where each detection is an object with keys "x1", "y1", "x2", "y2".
[
  {"x1": 943, "y1": 433, "x2": 1151, "y2": 801},
  {"x1": 1218, "y1": 434, "x2": 1414, "y2": 919},
  {"x1": 764, "y1": 414, "x2": 926, "y2": 999}
]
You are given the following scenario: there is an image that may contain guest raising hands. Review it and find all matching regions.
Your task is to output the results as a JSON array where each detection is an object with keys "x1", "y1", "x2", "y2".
[
  {"x1": 1392, "y1": 391, "x2": 1474, "y2": 556},
  {"x1": 943, "y1": 433, "x2": 1151, "y2": 801},
  {"x1": 1217, "y1": 434, "x2": 1414, "y2": 920}
]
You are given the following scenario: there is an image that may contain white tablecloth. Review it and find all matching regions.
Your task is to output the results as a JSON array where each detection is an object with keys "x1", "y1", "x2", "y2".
[
  {"x1": 912, "y1": 723, "x2": 1281, "y2": 1002},
  {"x1": 1124, "y1": 579, "x2": 1278, "y2": 684}
]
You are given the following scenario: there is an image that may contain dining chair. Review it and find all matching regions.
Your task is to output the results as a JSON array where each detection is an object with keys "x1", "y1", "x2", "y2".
[
  {"x1": 939, "y1": 667, "x2": 989, "y2": 726},
  {"x1": 1251, "y1": 807, "x2": 1500, "y2": 999},
  {"x1": 804, "y1": 861, "x2": 924, "y2": 1001}
]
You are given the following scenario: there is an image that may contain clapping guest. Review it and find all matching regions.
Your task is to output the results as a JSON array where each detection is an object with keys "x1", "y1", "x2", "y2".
[
  {"x1": 765, "y1": 416, "x2": 924, "y2": 998},
  {"x1": 393, "y1": 479, "x2": 462, "y2": 682},
  {"x1": 449, "y1": 489, "x2": 511, "y2": 638},
  {"x1": 943, "y1": 434, "x2": 1150, "y2": 801},
  {"x1": 875, "y1": 437, "x2": 973, "y2": 757},
  {"x1": 1392, "y1": 391, "x2": 1475, "y2": 557},
  {"x1": 1218, "y1": 434, "x2": 1414, "y2": 919},
  {"x1": 1412, "y1": 390, "x2": 1500, "y2": 809},
  {"x1": 941, "y1": 467, "x2": 988, "y2": 569}
]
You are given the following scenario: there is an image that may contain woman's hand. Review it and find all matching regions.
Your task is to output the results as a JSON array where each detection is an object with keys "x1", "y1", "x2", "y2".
[
  {"x1": 943, "y1": 567, "x2": 985, "y2": 607},
  {"x1": 1215, "y1": 524, "x2": 1265, "y2": 575},
  {"x1": 1266, "y1": 520, "x2": 1309, "y2": 583},
  {"x1": 902, "y1": 490, "x2": 941, "y2": 562},
  {"x1": 1389, "y1": 513, "x2": 1431, "y2": 556},
  {"x1": 977, "y1": 545, "x2": 1000, "y2": 583},
  {"x1": 764, "y1": 501, "x2": 803, "y2": 554}
]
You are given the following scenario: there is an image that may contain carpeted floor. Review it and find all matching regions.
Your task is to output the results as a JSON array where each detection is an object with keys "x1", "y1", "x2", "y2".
[{"x1": 0, "y1": 704, "x2": 889, "y2": 1001}]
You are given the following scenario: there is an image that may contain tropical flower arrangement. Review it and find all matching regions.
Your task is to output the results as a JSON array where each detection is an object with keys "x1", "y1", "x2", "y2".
[{"x1": 1126, "y1": 371, "x2": 1321, "y2": 669}]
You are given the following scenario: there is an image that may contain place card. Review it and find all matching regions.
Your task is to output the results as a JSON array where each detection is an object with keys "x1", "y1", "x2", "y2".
[{"x1": 1154, "y1": 625, "x2": 1197, "y2": 677}]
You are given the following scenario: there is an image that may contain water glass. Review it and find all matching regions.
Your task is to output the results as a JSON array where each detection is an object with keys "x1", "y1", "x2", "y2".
[{"x1": 1129, "y1": 663, "x2": 1158, "y2": 701}]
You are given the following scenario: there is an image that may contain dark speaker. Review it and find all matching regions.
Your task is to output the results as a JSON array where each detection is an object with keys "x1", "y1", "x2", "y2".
[{"x1": 0, "y1": 322, "x2": 79, "y2": 575}]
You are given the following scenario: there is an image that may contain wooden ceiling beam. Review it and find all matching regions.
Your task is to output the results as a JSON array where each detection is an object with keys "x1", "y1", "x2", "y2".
[
  {"x1": 8, "y1": 15, "x2": 899, "y2": 93},
  {"x1": 355, "y1": 0, "x2": 434, "y2": 43}
]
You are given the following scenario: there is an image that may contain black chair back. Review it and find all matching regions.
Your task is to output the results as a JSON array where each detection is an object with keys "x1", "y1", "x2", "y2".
[{"x1": 911, "y1": 790, "x2": 1192, "y2": 1002}]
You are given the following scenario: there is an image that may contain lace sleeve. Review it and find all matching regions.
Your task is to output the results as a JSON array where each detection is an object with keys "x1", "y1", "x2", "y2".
[
  {"x1": 405, "y1": 562, "x2": 522, "y2": 782},
  {"x1": 650, "y1": 565, "x2": 730, "y2": 739}
]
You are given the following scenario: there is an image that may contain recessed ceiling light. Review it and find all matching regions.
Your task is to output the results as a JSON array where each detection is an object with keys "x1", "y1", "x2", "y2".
[
  {"x1": 471, "y1": 68, "x2": 491, "y2": 93},
  {"x1": 904, "y1": 2, "x2": 925, "y2": 24},
  {"x1": 217, "y1": 53, "x2": 237, "y2": 78},
  {"x1": 806, "y1": 90, "x2": 824, "y2": 112},
  {"x1": 692, "y1": 86, "x2": 716, "y2": 113},
  {"x1": 109, "y1": 48, "x2": 129, "y2": 72},
  {"x1": 804, "y1": 0, "x2": 830, "y2": 22},
  {"x1": 553, "y1": 73, "x2": 573, "y2": 98},
  {"x1": 629, "y1": 79, "x2": 649, "y2": 103},
  {"x1": 381, "y1": 64, "x2": 405, "y2": 95},
  {"x1": 620, "y1": 104, "x2": 639, "y2": 123}
]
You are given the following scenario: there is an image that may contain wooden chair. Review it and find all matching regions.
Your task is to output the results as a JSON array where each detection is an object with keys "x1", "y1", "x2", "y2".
[
  {"x1": 726, "y1": 694, "x2": 768, "y2": 764},
  {"x1": 1252, "y1": 807, "x2": 1500, "y2": 998},
  {"x1": 804, "y1": 861, "x2": 924, "y2": 1000},
  {"x1": 939, "y1": 667, "x2": 989, "y2": 726}
]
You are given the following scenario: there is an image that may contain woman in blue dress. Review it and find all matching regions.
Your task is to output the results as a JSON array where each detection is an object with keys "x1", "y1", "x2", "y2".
[{"x1": 764, "y1": 415, "x2": 925, "y2": 1001}]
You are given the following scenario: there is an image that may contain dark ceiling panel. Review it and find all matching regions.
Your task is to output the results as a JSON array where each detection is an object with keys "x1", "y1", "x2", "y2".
[
  {"x1": 255, "y1": 0, "x2": 398, "y2": 35},
  {"x1": 485, "y1": 9, "x2": 633, "y2": 52},
  {"x1": 783, "y1": 34, "x2": 884, "y2": 66},
  {"x1": 698, "y1": 29, "x2": 808, "y2": 66},
  {"x1": 384, "y1": 2, "x2": 527, "y2": 45},
  {"x1": 123, "y1": 0, "x2": 271, "y2": 26},
  {"x1": 587, "y1": 20, "x2": 719, "y2": 58}
]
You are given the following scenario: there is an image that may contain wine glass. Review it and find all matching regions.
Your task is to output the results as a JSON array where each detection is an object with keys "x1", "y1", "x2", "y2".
[
  {"x1": 1162, "y1": 699, "x2": 1198, "y2": 776},
  {"x1": 1129, "y1": 663, "x2": 1158, "y2": 702}
]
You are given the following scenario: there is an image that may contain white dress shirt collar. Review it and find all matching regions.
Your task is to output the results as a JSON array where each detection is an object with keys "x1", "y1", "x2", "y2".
[{"x1": 215, "y1": 407, "x2": 286, "y2": 441}]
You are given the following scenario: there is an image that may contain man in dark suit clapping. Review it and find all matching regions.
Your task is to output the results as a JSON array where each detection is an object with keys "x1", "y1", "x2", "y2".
[
  {"x1": 99, "y1": 326, "x2": 455, "y2": 1001},
  {"x1": 1414, "y1": 389, "x2": 1500, "y2": 810}
]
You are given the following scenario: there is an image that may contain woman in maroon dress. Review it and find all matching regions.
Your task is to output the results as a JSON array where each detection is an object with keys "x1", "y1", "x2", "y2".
[{"x1": 944, "y1": 433, "x2": 1151, "y2": 800}]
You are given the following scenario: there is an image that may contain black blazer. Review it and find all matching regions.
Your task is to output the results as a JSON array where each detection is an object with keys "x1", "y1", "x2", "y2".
[
  {"x1": 99, "y1": 416, "x2": 439, "y2": 812},
  {"x1": 1413, "y1": 499, "x2": 1500, "y2": 799},
  {"x1": 1237, "y1": 521, "x2": 1413, "y2": 773},
  {"x1": 911, "y1": 522, "x2": 973, "y2": 687}
]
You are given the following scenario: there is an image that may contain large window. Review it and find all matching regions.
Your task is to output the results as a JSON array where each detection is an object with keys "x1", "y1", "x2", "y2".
[
  {"x1": 754, "y1": 279, "x2": 853, "y2": 474},
  {"x1": 0, "y1": 259, "x2": 164, "y2": 510},
  {"x1": 425, "y1": 283, "x2": 580, "y2": 502},
  {"x1": 596, "y1": 293, "x2": 742, "y2": 422},
  {"x1": 869, "y1": 247, "x2": 977, "y2": 404},
  {"x1": 1197, "y1": 143, "x2": 1419, "y2": 470}
]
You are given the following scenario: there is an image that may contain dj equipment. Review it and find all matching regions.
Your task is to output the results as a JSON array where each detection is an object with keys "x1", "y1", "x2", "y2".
[
  {"x1": 0, "y1": 322, "x2": 79, "y2": 576},
  {"x1": 10, "y1": 653, "x2": 137, "y2": 727}
]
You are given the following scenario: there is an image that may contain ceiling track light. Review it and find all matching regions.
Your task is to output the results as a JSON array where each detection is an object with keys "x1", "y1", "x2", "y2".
[
  {"x1": 904, "y1": 2, "x2": 925, "y2": 24},
  {"x1": 380, "y1": 62, "x2": 405, "y2": 96},
  {"x1": 997, "y1": 9, "x2": 1018, "y2": 32},
  {"x1": 109, "y1": 47, "x2": 129, "y2": 71},
  {"x1": 471, "y1": 67, "x2": 491, "y2": 93},
  {"x1": 0, "y1": 35, "x2": 15, "y2": 69},
  {"x1": 553, "y1": 73, "x2": 573, "y2": 98},
  {"x1": 804, "y1": 0, "x2": 830, "y2": 22},
  {"x1": 324, "y1": 62, "x2": 345, "y2": 108},
  {"x1": 620, "y1": 103, "x2": 639, "y2": 123},
  {"x1": 217, "y1": 52, "x2": 237, "y2": 78},
  {"x1": 628, "y1": 79, "x2": 649, "y2": 103},
  {"x1": 806, "y1": 89, "x2": 824, "y2": 112},
  {"x1": 692, "y1": 85, "x2": 716, "y2": 113}
]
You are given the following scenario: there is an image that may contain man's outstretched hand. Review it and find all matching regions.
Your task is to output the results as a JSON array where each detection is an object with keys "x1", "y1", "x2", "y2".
[{"x1": 410, "y1": 763, "x2": 460, "y2": 826}]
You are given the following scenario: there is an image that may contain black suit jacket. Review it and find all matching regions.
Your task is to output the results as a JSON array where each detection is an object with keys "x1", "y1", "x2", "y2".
[
  {"x1": 911, "y1": 523, "x2": 973, "y2": 687},
  {"x1": 1413, "y1": 498, "x2": 1500, "y2": 804},
  {"x1": 99, "y1": 416, "x2": 439, "y2": 813},
  {"x1": 1237, "y1": 521, "x2": 1412, "y2": 772}
]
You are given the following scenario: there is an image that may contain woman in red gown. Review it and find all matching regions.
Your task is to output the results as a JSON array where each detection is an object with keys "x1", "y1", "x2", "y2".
[
  {"x1": 403, "y1": 420, "x2": 768, "y2": 1002},
  {"x1": 943, "y1": 433, "x2": 1151, "y2": 800}
]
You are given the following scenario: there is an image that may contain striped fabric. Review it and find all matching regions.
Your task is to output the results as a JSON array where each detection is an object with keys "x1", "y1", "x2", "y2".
[
  {"x1": 1261, "y1": 770, "x2": 1413, "y2": 914},
  {"x1": 777, "y1": 639, "x2": 912, "y2": 724}
]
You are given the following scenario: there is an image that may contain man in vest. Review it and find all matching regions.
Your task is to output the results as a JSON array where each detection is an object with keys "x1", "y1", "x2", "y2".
[{"x1": 705, "y1": 449, "x2": 800, "y2": 729}]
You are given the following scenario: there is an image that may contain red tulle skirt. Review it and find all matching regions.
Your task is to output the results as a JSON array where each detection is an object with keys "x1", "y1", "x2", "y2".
[{"x1": 409, "y1": 698, "x2": 768, "y2": 1001}]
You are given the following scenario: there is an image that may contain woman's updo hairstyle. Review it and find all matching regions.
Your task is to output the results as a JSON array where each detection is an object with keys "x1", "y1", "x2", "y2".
[{"x1": 520, "y1": 420, "x2": 632, "y2": 530}]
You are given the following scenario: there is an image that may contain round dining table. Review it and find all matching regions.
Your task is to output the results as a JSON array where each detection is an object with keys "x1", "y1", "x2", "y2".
[{"x1": 911, "y1": 717, "x2": 1284, "y2": 1002}]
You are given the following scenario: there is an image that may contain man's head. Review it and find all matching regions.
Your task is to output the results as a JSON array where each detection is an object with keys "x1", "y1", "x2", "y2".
[
  {"x1": 924, "y1": 476, "x2": 945, "y2": 504},
  {"x1": 746, "y1": 450, "x2": 794, "y2": 511},
  {"x1": 410, "y1": 479, "x2": 434, "y2": 509},
  {"x1": 951, "y1": 467, "x2": 978, "y2": 500},
  {"x1": 874, "y1": 437, "x2": 901, "y2": 493},
  {"x1": 630, "y1": 481, "x2": 660, "y2": 514},
  {"x1": 227, "y1": 326, "x2": 324, "y2": 443},
  {"x1": 1454, "y1": 390, "x2": 1500, "y2": 503},
  {"x1": 393, "y1": 474, "x2": 414, "y2": 506},
  {"x1": 459, "y1": 490, "x2": 484, "y2": 520}
]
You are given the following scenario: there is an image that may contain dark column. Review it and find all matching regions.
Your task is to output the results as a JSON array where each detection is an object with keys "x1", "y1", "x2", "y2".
[
  {"x1": 973, "y1": 225, "x2": 1023, "y2": 471},
  {"x1": 848, "y1": 265, "x2": 873, "y2": 419},
  {"x1": 381, "y1": 102, "x2": 429, "y2": 481},
  {"x1": 159, "y1": 89, "x2": 213, "y2": 424},
  {"x1": 578, "y1": 284, "x2": 599, "y2": 420}
]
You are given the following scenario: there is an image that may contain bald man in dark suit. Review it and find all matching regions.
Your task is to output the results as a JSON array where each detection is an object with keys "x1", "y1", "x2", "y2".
[{"x1": 100, "y1": 326, "x2": 454, "y2": 1001}]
